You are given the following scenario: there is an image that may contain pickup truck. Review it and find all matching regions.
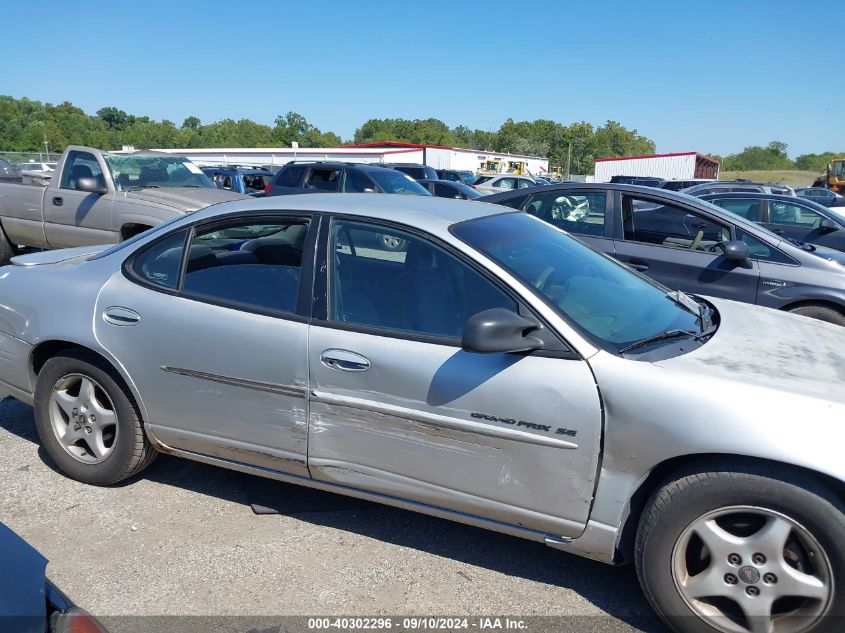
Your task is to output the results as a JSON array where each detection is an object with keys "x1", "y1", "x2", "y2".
[{"x1": 0, "y1": 146, "x2": 247, "y2": 264}]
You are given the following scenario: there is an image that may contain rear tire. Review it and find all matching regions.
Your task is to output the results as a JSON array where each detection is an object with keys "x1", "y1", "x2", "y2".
[
  {"x1": 635, "y1": 464, "x2": 845, "y2": 633},
  {"x1": 0, "y1": 222, "x2": 15, "y2": 266},
  {"x1": 787, "y1": 304, "x2": 845, "y2": 327},
  {"x1": 34, "y1": 350, "x2": 157, "y2": 485}
]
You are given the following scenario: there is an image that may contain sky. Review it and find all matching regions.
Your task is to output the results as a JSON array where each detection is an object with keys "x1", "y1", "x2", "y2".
[{"x1": 2, "y1": 0, "x2": 842, "y2": 157}]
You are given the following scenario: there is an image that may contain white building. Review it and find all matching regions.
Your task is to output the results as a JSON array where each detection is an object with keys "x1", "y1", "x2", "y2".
[
  {"x1": 136, "y1": 142, "x2": 549, "y2": 175},
  {"x1": 593, "y1": 152, "x2": 720, "y2": 182}
]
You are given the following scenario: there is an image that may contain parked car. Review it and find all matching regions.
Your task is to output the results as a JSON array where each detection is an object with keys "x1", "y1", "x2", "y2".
[
  {"x1": 610, "y1": 175, "x2": 666, "y2": 188},
  {"x1": 1, "y1": 522, "x2": 108, "y2": 633},
  {"x1": 0, "y1": 146, "x2": 247, "y2": 265},
  {"x1": 265, "y1": 161, "x2": 431, "y2": 197},
  {"x1": 1, "y1": 193, "x2": 844, "y2": 633},
  {"x1": 381, "y1": 162, "x2": 438, "y2": 181},
  {"x1": 435, "y1": 169, "x2": 477, "y2": 185},
  {"x1": 418, "y1": 179, "x2": 483, "y2": 200},
  {"x1": 796, "y1": 187, "x2": 845, "y2": 207},
  {"x1": 701, "y1": 192, "x2": 845, "y2": 254},
  {"x1": 472, "y1": 174, "x2": 536, "y2": 195},
  {"x1": 0, "y1": 157, "x2": 19, "y2": 180},
  {"x1": 682, "y1": 181, "x2": 795, "y2": 197},
  {"x1": 481, "y1": 182, "x2": 845, "y2": 325},
  {"x1": 660, "y1": 178, "x2": 715, "y2": 191},
  {"x1": 201, "y1": 166, "x2": 273, "y2": 196}
]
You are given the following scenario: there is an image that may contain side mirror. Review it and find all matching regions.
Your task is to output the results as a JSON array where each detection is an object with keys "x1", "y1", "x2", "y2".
[
  {"x1": 723, "y1": 240, "x2": 750, "y2": 262},
  {"x1": 461, "y1": 308, "x2": 544, "y2": 354},
  {"x1": 819, "y1": 218, "x2": 839, "y2": 232},
  {"x1": 76, "y1": 177, "x2": 106, "y2": 194}
]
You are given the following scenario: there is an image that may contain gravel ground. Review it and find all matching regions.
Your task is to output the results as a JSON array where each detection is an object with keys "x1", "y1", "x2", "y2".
[{"x1": 0, "y1": 396, "x2": 665, "y2": 632}]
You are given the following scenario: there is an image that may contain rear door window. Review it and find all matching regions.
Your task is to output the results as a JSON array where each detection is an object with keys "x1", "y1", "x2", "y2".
[
  {"x1": 769, "y1": 202, "x2": 824, "y2": 229},
  {"x1": 342, "y1": 169, "x2": 376, "y2": 193}
]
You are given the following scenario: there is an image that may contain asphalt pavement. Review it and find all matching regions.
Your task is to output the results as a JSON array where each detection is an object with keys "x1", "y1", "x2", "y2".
[{"x1": 0, "y1": 396, "x2": 666, "y2": 632}]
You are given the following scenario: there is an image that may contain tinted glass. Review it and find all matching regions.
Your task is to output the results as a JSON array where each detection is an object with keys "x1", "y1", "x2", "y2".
[
  {"x1": 368, "y1": 170, "x2": 431, "y2": 195},
  {"x1": 182, "y1": 219, "x2": 310, "y2": 313},
  {"x1": 474, "y1": 176, "x2": 493, "y2": 185},
  {"x1": 622, "y1": 197, "x2": 730, "y2": 253},
  {"x1": 132, "y1": 230, "x2": 188, "y2": 289},
  {"x1": 60, "y1": 151, "x2": 105, "y2": 190},
  {"x1": 330, "y1": 220, "x2": 516, "y2": 339},
  {"x1": 769, "y1": 202, "x2": 823, "y2": 229},
  {"x1": 343, "y1": 169, "x2": 375, "y2": 193},
  {"x1": 453, "y1": 213, "x2": 701, "y2": 351},
  {"x1": 712, "y1": 198, "x2": 762, "y2": 221},
  {"x1": 304, "y1": 168, "x2": 340, "y2": 192},
  {"x1": 524, "y1": 191, "x2": 607, "y2": 236},
  {"x1": 433, "y1": 182, "x2": 460, "y2": 198},
  {"x1": 242, "y1": 174, "x2": 270, "y2": 193},
  {"x1": 276, "y1": 164, "x2": 307, "y2": 188}
]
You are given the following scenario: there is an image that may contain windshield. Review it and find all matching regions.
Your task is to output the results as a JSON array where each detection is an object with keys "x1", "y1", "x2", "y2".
[
  {"x1": 459, "y1": 172, "x2": 477, "y2": 185},
  {"x1": 104, "y1": 154, "x2": 215, "y2": 191},
  {"x1": 452, "y1": 213, "x2": 703, "y2": 352},
  {"x1": 368, "y1": 170, "x2": 431, "y2": 196}
]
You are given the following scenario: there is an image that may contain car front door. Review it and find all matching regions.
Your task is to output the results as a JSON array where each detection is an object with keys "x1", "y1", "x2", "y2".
[
  {"x1": 762, "y1": 200, "x2": 845, "y2": 251},
  {"x1": 45, "y1": 150, "x2": 117, "y2": 248},
  {"x1": 612, "y1": 193, "x2": 760, "y2": 303},
  {"x1": 94, "y1": 214, "x2": 317, "y2": 476},
  {"x1": 306, "y1": 217, "x2": 602, "y2": 538}
]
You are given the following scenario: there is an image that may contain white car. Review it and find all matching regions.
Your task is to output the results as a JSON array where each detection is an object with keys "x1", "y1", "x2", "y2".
[{"x1": 472, "y1": 174, "x2": 536, "y2": 195}]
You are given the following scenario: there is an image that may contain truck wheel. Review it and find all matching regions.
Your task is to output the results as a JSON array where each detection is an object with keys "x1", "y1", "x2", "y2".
[
  {"x1": 787, "y1": 305, "x2": 845, "y2": 327},
  {"x1": 636, "y1": 464, "x2": 844, "y2": 633},
  {"x1": 33, "y1": 350, "x2": 157, "y2": 485},
  {"x1": 0, "y1": 222, "x2": 15, "y2": 266}
]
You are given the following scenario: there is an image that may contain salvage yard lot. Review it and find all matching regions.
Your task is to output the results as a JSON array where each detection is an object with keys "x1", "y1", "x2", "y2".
[{"x1": 0, "y1": 397, "x2": 661, "y2": 631}]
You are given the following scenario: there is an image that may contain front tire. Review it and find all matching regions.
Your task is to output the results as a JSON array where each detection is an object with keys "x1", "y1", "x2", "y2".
[
  {"x1": 787, "y1": 305, "x2": 845, "y2": 327},
  {"x1": 34, "y1": 351, "x2": 157, "y2": 485},
  {"x1": 635, "y1": 464, "x2": 844, "y2": 633}
]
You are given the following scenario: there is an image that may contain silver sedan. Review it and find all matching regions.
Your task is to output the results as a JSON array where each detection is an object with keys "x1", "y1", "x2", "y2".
[{"x1": 0, "y1": 194, "x2": 843, "y2": 633}]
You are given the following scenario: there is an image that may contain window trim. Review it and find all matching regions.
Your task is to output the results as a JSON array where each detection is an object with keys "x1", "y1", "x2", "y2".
[
  {"x1": 316, "y1": 214, "x2": 578, "y2": 359},
  {"x1": 123, "y1": 210, "x2": 320, "y2": 322}
]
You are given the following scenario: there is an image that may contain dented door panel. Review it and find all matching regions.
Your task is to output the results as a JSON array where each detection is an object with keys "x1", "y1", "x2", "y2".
[{"x1": 307, "y1": 325, "x2": 602, "y2": 537}]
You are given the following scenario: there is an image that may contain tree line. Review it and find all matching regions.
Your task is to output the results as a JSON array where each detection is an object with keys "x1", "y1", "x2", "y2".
[{"x1": 1, "y1": 95, "x2": 838, "y2": 174}]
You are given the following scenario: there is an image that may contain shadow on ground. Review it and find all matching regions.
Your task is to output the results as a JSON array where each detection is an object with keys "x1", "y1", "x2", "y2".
[{"x1": 0, "y1": 397, "x2": 665, "y2": 631}]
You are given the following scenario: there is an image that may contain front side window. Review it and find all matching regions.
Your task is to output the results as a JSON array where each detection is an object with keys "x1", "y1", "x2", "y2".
[
  {"x1": 330, "y1": 220, "x2": 516, "y2": 339},
  {"x1": 735, "y1": 228, "x2": 795, "y2": 265},
  {"x1": 452, "y1": 213, "x2": 702, "y2": 351},
  {"x1": 769, "y1": 202, "x2": 823, "y2": 229},
  {"x1": 131, "y1": 230, "x2": 189, "y2": 289},
  {"x1": 60, "y1": 151, "x2": 105, "y2": 191},
  {"x1": 523, "y1": 191, "x2": 607, "y2": 237},
  {"x1": 518, "y1": 179, "x2": 534, "y2": 189},
  {"x1": 623, "y1": 196, "x2": 730, "y2": 253},
  {"x1": 367, "y1": 170, "x2": 430, "y2": 196},
  {"x1": 180, "y1": 218, "x2": 310, "y2": 313},
  {"x1": 342, "y1": 169, "x2": 376, "y2": 193}
]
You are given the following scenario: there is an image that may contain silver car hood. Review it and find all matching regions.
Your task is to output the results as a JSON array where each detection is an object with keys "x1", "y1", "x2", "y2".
[
  {"x1": 121, "y1": 187, "x2": 246, "y2": 211},
  {"x1": 655, "y1": 297, "x2": 845, "y2": 405}
]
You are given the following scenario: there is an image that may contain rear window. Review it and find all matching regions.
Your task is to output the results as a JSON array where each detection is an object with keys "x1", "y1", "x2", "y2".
[{"x1": 243, "y1": 173, "x2": 271, "y2": 193}]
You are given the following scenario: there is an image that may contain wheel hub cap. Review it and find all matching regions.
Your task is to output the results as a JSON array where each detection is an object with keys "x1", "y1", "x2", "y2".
[{"x1": 48, "y1": 373, "x2": 118, "y2": 464}]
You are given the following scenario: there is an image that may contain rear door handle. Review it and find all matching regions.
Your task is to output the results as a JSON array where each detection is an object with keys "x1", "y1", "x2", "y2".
[
  {"x1": 102, "y1": 307, "x2": 141, "y2": 326},
  {"x1": 320, "y1": 349, "x2": 371, "y2": 372},
  {"x1": 52, "y1": 197, "x2": 63, "y2": 207}
]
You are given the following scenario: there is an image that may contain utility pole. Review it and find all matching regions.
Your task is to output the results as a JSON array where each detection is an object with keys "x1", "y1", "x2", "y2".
[
  {"x1": 566, "y1": 141, "x2": 572, "y2": 180},
  {"x1": 43, "y1": 133, "x2": 50, "y2": 161}
]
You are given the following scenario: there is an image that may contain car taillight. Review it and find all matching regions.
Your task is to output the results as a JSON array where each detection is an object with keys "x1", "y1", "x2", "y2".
[
  {"x1": 52, "y1": 607, "x2": 110, "y2": 633},
  {"x1": 264, "y1": 183, "x2": 273, "y2": 193}
]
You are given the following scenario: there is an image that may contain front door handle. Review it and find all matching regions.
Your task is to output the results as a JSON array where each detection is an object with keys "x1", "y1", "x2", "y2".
[
  {"x1": 102, "y1": 307, "x2": 141, "y2": 326},
  {"x1": 52, "y1": 197, "x2": 63, "y2": 207},
  {"x1": 320, "y1": 349, "x2": 371, "y2": 372}
]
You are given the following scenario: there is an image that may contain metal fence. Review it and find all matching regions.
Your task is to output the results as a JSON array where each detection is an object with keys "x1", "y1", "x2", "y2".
[{"x1": 0, "y1": 151, "x2": 62, "y2": 166}]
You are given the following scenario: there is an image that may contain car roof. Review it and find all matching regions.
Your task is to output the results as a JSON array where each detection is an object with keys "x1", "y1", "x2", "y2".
[{"x1": 188, "y1": 192, "x2": 505, "y2": 232}]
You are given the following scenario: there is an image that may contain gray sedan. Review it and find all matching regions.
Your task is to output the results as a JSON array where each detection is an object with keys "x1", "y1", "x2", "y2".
[{"x1": 0, "y1": 194, "x2": 843, "y2": 633}]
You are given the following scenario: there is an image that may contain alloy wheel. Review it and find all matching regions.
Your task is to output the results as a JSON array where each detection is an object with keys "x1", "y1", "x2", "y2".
[{"x1": 49, "y1": 373, "x2": 119, "y2": 464}]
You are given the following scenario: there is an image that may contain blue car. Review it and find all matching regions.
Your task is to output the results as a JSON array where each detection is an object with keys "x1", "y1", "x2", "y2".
[{"x1": 201, "y1": 166, "x2": 273, "y2": 196}]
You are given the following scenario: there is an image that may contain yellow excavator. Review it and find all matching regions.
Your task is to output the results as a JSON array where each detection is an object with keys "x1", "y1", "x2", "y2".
[
  {"x1": 505, "y1": 160, "x2": 528, "y2": 175},
  {"x1": 813, "y1": 159, "x2": 845, "y2": 192}
]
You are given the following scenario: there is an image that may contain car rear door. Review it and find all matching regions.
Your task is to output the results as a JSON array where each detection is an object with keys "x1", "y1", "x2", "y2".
[
  {"x1": 94, "y1": 213, "x2": 318, "y2": 476},
  {"x1": 305, "y1": 217, "x2": 602, "y2": 538},
  {"x1": 612, "y1": 192, "x2": 760, "y2": 303}
]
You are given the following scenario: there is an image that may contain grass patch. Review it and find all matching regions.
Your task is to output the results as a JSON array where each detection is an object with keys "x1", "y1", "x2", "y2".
[{"x1": 719, "y1": 170, "x2": 819, "y2": 188}]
